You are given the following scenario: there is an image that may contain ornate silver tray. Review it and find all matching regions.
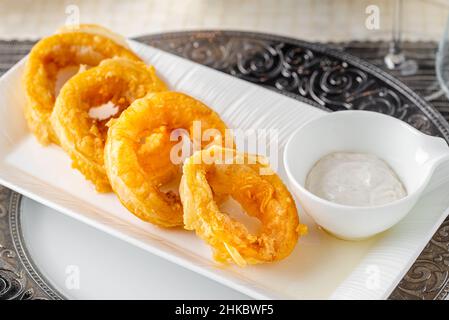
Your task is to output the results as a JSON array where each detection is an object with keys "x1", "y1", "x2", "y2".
[{"x1": 0, "y1": 31, "x2": 448, "y2": 300}]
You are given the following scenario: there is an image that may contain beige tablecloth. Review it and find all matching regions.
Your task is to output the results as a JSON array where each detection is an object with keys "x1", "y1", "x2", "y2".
[{"x1": 0, "y1": 0, "x2": 448, "y2": 41}]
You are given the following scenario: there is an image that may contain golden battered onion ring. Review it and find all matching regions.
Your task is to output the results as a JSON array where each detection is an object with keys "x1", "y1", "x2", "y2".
[
  {"x1": 104, "y1": 92, "x2": 230, "y2": 227},
  {"x1": 51, "y1": 58, "x2": 167, "y2": 192},
  {"x1": 57, "y1": 24, "x2": 130, "y2": 49},
  {"x1": 180, "y1": 146, "x2": 306, "y2": 266},
  {"x1": 23, "y1": 24, "x2": 142, "y2": 145}
]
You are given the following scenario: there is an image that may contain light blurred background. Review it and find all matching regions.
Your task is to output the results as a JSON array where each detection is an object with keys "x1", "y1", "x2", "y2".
[{"x1": 0, "y1": 0, "x2": 448, "y2": 41}]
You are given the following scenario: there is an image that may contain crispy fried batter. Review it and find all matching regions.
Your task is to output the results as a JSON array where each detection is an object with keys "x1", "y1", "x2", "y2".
[
  {"x1": 23, "y1": 24, "x2": 307, "y2": 264},
  {"x1": 104, "y1": 92, "x2": 230, "y2": 227},
  {"x1": 180, "y1": 146, "x2": 306, "y2": 266},
  {"x1": 23, "y1": 24, "x2": 142, "y2": 145},
  {"x1": 51, "y1": 58, "x2": 167, "y2": 192}
]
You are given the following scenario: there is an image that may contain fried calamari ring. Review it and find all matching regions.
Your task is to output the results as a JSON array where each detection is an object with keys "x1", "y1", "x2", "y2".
[
  {"x1": 180, "y1": 146, "x2": 306, "y2": 266},
  {"x1": 23, "y1": 24, "x2": 142, "y2": 145},
  {"x1": 51, "y1": 58, "x2": 167, "y2": 192},
  {"x1": 104, "y1": 92, "x2": 230, "y2": 227}
]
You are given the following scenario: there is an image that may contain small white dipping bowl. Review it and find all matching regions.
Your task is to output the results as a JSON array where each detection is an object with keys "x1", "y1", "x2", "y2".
[{"x1": 283, "y1": 110, "x2": 449, "y2": 240}]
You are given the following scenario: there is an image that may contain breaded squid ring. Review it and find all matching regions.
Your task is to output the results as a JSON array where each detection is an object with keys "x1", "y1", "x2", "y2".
[
  {"x1": 23, "y1": 24, "x2": 142, "y2": 145},
  {"x1": 180, "y1": 146, "x2": 307, "y2": 266},
  {"x1": 104, "y1": 92, "x2": 230, "y2": 227},
  {"x1": 51, "y1": 58, "x2": 167, "y2": 192}
]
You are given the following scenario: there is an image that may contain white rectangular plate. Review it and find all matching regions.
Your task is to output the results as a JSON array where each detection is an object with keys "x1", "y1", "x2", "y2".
[{"x1": 1, "y1": 40, "x2": 449, "y2": 299}]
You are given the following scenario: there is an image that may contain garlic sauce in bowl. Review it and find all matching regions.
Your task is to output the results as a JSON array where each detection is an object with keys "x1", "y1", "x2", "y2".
[
  {"x1": 283, "y1": 110, "x2": 449, "y2": 240},
  {"x1": 305, "y1": 152, "x2": 407, "y2": 207}
]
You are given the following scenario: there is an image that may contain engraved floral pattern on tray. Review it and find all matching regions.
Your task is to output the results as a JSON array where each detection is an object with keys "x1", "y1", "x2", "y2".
[
  {"x1": 143, "y1": 32, "x2": 448, "y2": 140},
  {"x1": 0, "y1": 186, "x2": 57, "y2": 300}
]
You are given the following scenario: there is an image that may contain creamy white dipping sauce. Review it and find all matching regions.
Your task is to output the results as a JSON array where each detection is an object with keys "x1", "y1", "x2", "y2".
[{"x1": 305, "y1": 152, "x2": 407, "y2": 207}]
